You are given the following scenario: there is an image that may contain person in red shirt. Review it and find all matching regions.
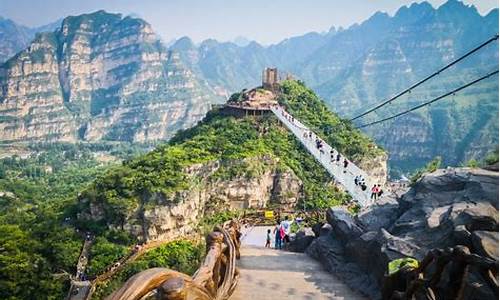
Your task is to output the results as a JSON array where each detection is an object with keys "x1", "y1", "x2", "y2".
[{"x1": 371, "y1": 184, "x2": 378, "y2": 200}]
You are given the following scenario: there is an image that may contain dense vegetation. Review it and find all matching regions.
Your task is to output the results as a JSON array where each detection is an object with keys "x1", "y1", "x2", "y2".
[
  {"x1": 78, "y1": 81, "x2": 382, "y2": 234},
  {"x1": 0, "y1": 81, "x2": 383, "y2": 299},
  {"x1": 0, "y1": 143, "x2": 147, "y2": 299}
]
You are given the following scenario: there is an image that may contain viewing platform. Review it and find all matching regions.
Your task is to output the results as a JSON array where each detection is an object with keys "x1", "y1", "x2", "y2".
[{"x1": 222, "y1": 84, "x2": 278, "y2": 117}]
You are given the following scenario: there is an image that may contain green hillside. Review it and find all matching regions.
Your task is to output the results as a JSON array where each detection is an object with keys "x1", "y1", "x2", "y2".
[{"x1": 78, "y1": 80, "x2": 382, "y2": 229}]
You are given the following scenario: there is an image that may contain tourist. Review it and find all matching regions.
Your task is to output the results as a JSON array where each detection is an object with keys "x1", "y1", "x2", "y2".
[
  {"x1": 354, "y1": 175, "x2": 359, "y2": 186},
  {"x1": 330, "y1": 150, "x2": 335, "y2": 162},
  {"x1": 265, "y1": 229, "x2": 271, "y2": 248},
  {"x1": 280, "y1": 216, "x2": 292, "y2": 248},
  {"x1": 343, "y1": 159, "x2": 349, "y2": 173},
  {"x1": 361, "y1": 181, "x2": 367, "y2": 191},
  {"x1": 336, "y1": 153, "x2": 341, "y2": 163},
  {"x1": 273, "y1": 221, "x2": 282, "y2": 249},
  {"x1": 371, "y1": 184, "x2": 378, "y2": 200},
  {"x1": 377, "y1": 184, "x2": 384, "y2": 198}
]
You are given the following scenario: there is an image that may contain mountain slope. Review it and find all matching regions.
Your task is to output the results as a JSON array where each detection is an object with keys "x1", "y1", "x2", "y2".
[
  {"x1": 0, "y1": 16, "x2": 61, "y2": 63},
  {"x1": 76, "y1": 80, "x2": 386, "y2": 243},
  {"x1": 0, "y1": 11, "x2": 217, "y2": 143},
  {"x1": 313, "y1": 1, "x2": 498, "y2": 173},
  {"x1": 169, "y1": 0, "x2": 498, "y2": 174}
]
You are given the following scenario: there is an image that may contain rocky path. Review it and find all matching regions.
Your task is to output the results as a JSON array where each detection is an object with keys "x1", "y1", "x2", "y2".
[
  {"x1": 231, "y1": 226, "x2": 365, "y2": 300},
  {"x1": 270, "y1": 105, "x2": 376, "y2": 206}
]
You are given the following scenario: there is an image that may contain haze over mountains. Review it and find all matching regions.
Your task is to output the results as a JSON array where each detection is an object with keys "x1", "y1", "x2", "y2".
[
  {"x1": 0, "y1": 0, "x2": 498, "y2": 174},
  {"x1": 0, "y1": 16, "x2": 61, "y2": 63}
]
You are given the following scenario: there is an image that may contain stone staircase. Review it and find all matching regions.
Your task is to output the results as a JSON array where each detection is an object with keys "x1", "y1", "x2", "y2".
[{"x1": 270, "y1": 105, "x2": 375, "y2": 206}]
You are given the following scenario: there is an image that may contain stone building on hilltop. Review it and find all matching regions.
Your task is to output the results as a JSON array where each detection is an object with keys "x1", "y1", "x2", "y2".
[{"x1": 262, "y1": 67, "x2": 280, "y2": 91}]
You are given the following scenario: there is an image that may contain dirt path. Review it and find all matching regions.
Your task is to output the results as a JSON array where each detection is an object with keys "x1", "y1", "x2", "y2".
[{"x1": 231, "y1": 226, "x2": 365, "y2": 300}]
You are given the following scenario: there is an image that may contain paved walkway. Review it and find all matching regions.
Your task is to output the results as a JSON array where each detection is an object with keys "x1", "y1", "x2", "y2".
[
  {"x1": 270, "y1": 105, "x2": 375, "y2": 206},
  {"x1": 231, "y1": 226, "x2": 365, "y2": 300}
]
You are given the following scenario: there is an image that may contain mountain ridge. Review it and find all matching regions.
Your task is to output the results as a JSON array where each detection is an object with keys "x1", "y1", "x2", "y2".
[{"x1": 0, "y1": 0, "x2": 497, "y2": 175}]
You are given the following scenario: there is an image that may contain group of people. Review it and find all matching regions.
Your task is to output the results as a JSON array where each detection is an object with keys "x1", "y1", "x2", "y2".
[
  {"x1": 276, "y1": 105, "x2": 382, "y2": 202},
  {"x1": 265, "y1": 216, "x2": 292, "y2": 249},
  {"x1": 354, "y1": 175, "x2": 367, "y2": 191},
  {"x1": 370, "y1": 184, "x2": 384, "y2": 200}
]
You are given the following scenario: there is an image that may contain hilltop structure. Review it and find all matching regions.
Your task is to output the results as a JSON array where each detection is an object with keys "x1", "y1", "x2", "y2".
[
  {"x1": 262, "y1": 67, "x2": 280, "y2": 91},
  {"x1": 223, "y1": 67, "x2": 280, "y2": 116}
]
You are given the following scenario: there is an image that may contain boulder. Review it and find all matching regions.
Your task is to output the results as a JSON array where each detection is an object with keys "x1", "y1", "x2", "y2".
[
  {"x1": 311, "y1": 222, "x2": 325, "y2": 237},
  {"x1": 326, "y1": 207, "x2": 364, "y2": 242},
  {"x1": 471, "y1": 230, "x2": 499, "y2": 260},
  {"x1": 453, "y1": 203, "x2": 499, "y2": 232},
  {"x1": 461, "y1": 267, "x2": 498, "y2": 300},
  {"x1": 356, "y1": 195, "x2": 400, "y2": 231},
  {"x1": 452, "y1": 225, "x2": 472, "y2": 248},
  {"x1": 319, "y1": 223, "x2": 333, "y2": 236},
  {"x1": 306, "y1": 234, "x2": 381, "y2": 300},
  {"x1": 306, "y1": 168, "x2": 498, "y2": 300},
  {"x1": 288, "y1": 227, "x2": 315, "y2": 252}
]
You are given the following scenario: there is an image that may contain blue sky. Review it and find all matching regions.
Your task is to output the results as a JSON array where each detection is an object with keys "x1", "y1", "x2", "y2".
[{"x1": 0, "y1": 0, "x2": 497, "y2": 44}]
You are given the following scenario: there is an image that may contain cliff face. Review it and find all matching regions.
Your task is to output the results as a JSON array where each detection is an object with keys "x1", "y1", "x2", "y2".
[
  {"x1": 0, "y1": 11, "x2": 216, "y2": 143},
  {"x1": 79, "y1": 156, "x2": 302, "y2": 241},
  {"x1": 75, "y1": 80, "x2": 385, "y2": 244},
  {"x1": 0, "y1": 17, "x2": 61, "y2": 63},
  {"x1": 167, "y1": 1, "x2": 498, "y2": 173}
]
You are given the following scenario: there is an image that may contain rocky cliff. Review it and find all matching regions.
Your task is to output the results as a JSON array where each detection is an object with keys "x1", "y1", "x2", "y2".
[
  {"x1": 167, "y1": 0, "x2": 498, "y2": 174},
  {"x1": 0, "y1": 11, "x2": 217, "y2": 143},
  {"x1": 79, "y1": 156, "x2": 302, "y2": 241},
  {"x1": 76, "y1": 81, "x2": 385, "y2": 243},
  {"x1": 306, "y1": 167, "x2": 499, "y2": 299},
  {"x1": 0, "y1": 16, "x2": 61, "y2": 63}
]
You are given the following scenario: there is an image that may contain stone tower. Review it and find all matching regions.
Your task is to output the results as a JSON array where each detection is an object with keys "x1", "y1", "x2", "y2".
[{"x1": 262, "y1": 67, "x2": 279, "y2": 91}]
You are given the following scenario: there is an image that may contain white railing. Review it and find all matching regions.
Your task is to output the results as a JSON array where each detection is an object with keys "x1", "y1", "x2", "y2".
[{"x1": 270, "y1": 105, "x2": 375, "y2": 206}]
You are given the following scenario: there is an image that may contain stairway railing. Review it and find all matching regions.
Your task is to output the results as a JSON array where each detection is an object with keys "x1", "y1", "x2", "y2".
[
  {"x1": 270, "y1": 105, "x2": 375, "y2": 206},
  {"x1": 106, "y1": 220, "x2": 241, "y2": 300}
]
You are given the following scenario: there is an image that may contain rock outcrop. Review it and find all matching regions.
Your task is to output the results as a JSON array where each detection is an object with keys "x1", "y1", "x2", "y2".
[
  {"x1": 306, "y1": 167, "x2": 499, "y2": 299},
  {"x1": 0, "y1": 11, "x2": 217, "y2": 143},
  {"x1": 78, "y1": 156, "x2": 302, "y2": 242}
]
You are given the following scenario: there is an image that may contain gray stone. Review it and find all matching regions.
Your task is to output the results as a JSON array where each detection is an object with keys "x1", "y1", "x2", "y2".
[
  {"x1": 471, "y1": 230, "x2": 499, "y2": 260},
  {"x1": 319, "y1": 223, "x2": 333, "y2": 236},
  {"x1": 326, "y1": 207, "x2": 364, "y2": 242},
  {"x1": 288, "y1": 227, "x2": 315, "y2": 252}
]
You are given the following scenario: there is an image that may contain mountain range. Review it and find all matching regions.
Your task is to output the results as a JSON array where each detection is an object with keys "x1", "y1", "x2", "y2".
[
  {"x1": 0, "y1": 0, "x2": 498, "y2": 174},
  {"x1": 0, "y1": 16, "x2": 61, "y2": 63}
]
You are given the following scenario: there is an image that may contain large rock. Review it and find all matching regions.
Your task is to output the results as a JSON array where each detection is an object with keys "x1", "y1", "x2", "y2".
[
  {"x1": 306, "y1": 168, "x2": 499, "y2": 299},
  {"x1": 471, "y1": 230, "x2": 499, "y2": 260},
  {"x1": 356, "y1": 194, "x2": 400, "y2": 231},
  {"x1": 306, "y1": 233, "x2": 380, "y2": 300},
  {"x1": 288, "y1": 227, "x2": 315, "y2": 252},
  {"x1": 79, "y1": 156, "x2": 302, "y2": 241},
  {"x1": 326, "y1": 207, "x2": 364, "y2": 242}
]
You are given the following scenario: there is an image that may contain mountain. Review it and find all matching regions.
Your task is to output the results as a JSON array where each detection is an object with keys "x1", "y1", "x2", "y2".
[
  {"x1": 1, "y1": 0, "x2": 497, "y2": 174},
  {"x1": 76, "y1": 79, "x2": 385, "y2": 247},
  {"x1": 0, "y1": 16, "x2": 61, "y2": 63},
  {"x1": 312, "y1": 1, "x2": 499, "y2": 174},
  {"x1": 0, "y1": 11, "x2": 218, "y2": 143},
  {"x1": 169, "y1": 0, "x2": 499, "y2": 175}
]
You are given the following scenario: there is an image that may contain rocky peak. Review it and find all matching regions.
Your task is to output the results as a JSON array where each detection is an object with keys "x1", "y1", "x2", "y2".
[
  {"x1": 436, "y1": 0, "x2": 481, "y2": 21},
  {"x1": 393, "y1": 1, "x2": 434, "y2": 23},
  {"x1": 0, "y1": 10, "x2": 216, "y2": 143}
]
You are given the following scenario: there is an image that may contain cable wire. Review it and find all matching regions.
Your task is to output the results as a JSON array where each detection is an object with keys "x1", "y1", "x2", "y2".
[
  {"x1": 356, "y1": 70, "x2": 499, "y2": 129},
  {"x1": 350, "y1": 34, "x2": 499, "y2": 121}
]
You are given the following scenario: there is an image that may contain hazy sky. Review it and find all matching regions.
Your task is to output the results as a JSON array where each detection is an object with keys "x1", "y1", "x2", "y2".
[{"x1": 0, "y1": 0, "x2": 497, "y2": 44}]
